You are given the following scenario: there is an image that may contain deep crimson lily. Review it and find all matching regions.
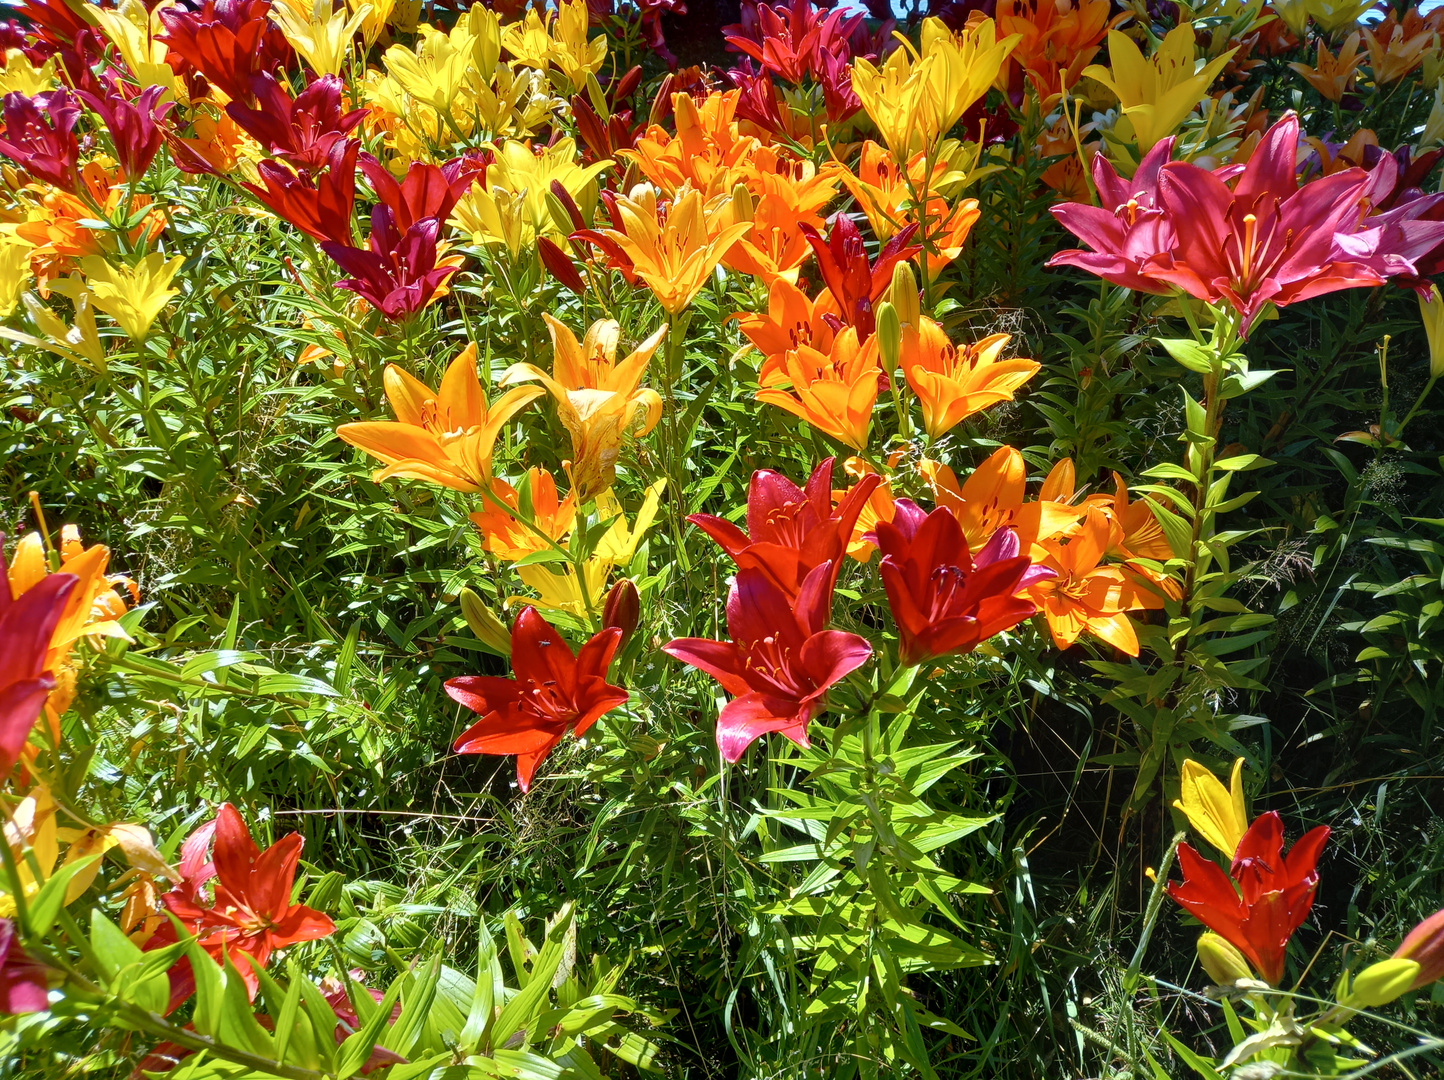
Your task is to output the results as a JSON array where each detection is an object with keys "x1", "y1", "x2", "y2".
[
  {"x1": 321, "y1": 210, "x2": 457, "y2": 320},
  {"x1": 358, "y1": 154, "x2": 482, "y2": 234},
  {"x1": 725, "y1": 64, "x2": 790, "y2": 139},
  {"x1": 872, "y1": 501, "x2": 1051, "y2": 666},
  {"x1": 226, "y1": 74, "x2": 365, "y2": 173},
  {"x1": 797, "y1": 215, "x2": 919, "y2": 339},
  {"x1": 77, "y1": 83, "x2": 172, "y2": 182},
  {"x1": 11, "y1": 0, "x2": 89, "y2": 55},
  {"x1": 722, "y1": 0, "x2": 864, "y2": 84},
  {"x1": 158, "y1": 0, "x2": 293, "y2": 105},
  {"x1": 690, "y1": 457, "x2": 882, "y2": 601},
  {"x1": 663, "y1": 562, "x2": 872, "y2": 762},
  {"x1": 243, "y1": 137, "x2": 358, "y2": 245},
  {"x1": 149, "y1": 804, "x2": 335, "y2": 1011},
  {"x1": 0, "y1": 537, "x2": 75, "y2": 777},
  {"x1": 0, "y1": 920, "x2": 47, "y2": 1015},
  {"x1": 0, "y1": 90, "x2": 80, "y2": 192},
  {"x1": 446, "y1": 607, "x2": 628, "y2": 792},
  {"x1": 1167, "y1": 810, "x2": 1330, "y2": 986}
]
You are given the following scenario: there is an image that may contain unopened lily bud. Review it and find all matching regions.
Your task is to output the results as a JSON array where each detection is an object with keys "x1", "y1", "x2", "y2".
[
  {"x1": 729, "y1": 182, "x2": 754, "y2": 222},
  {"x1": 548, "y1": 180, "x2": 586, "y2": 232},
  {"x1": 1420, "y1": 285, "x2": 1444, "y2": 379},
  {"x1": 1344, "y1": 958, "x2": 1422, "y2": 1008},
  {"x1": 888, "y1": 260, "x2": 920, "y2": 329},
  {"x1": 460, "y1": 588, "x2": 511, "y2": 657},
  {"x1": 875, "y1": 300, "x2": 901, "y2": 371},
  {"x1": 602, "y1": 579, "x2": 640, "y2": 651},
  {"x1": 1197, "y1": 932, "x2": 1252, "y2": 987},
  {"x1": 538, "y1": 237, "x2": 586, "y2": 295},
  {"x1": 1392, "y1": 906, "x2": 1444, "y2": 990}
]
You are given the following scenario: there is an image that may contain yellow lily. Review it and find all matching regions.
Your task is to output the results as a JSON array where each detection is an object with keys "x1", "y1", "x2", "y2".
[
  {"x1": 500, "y1": 315, "x2": 667, "y2": 501},
  {"x1": 1420, "y1": 284, "x2": 1444, "y2": 379},
  {"x1": 79, "y1": 252, "x2": 184, "y2": 343},
  {"x1": 1083, "y1": 25, "x2": 1235, "y2": 153},
  {"x1": 449, "y1": 138, "x2": 610, "y2": 252},
  {"x1": 0, "y1": 278, "x2": 107, "y2": 371},
  {"x1": 1173, "y1": 758, "x2": 1249, "y2": 858},
  {"x1": 601, "y1": 183, "x2": 752, "y2": 314},
  {"x1": 336, "y1": 342, "x2": 544, "y2": 492},
  {"x1": 347, "y1": 0, "x2": 395, "y2": 48},
  {"x1": 384, "y1": 26, "x2": 475, "y2": 110},
  {"x1": 91, "y1": 0, "x2": 182, "y2": 98},
  {"x1": 270, "y1": 0, "x2": 370, "y2": 77},
  {"x1": 1303, "y1": 0, "x2": 1374, "y2": 36},
  {"x1": 499, "y1": 4, "x2": 554, "y2": 71},
  {"x1": 0, "y1": 49, "x2": 56, "y2": 97},
  {"x1": 546, "y1": 0, "x2": 607, "y2": 90},
  {"x1": 0, "y1": 787, "x2": 58, "y2": 919},
  {"x1": 0, "y1": 233, "x2": 33, "y2": 316}
]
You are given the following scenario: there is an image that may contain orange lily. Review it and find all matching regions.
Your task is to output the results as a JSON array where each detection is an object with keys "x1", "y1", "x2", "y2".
[
  {"x1": 900, "y1": 320, "x2": 1039, "y2": 440},
  {"x1": 469, "y1": 467, "x2": 577, "y2": 560},
  {"x1": 599, "y1": 183, "x2": 752, "y2": 314},
  {"x1": 7, "y1": 525, "x2": 137, "y2": 733},
  {"x1": 625, "y1": 90, "x2": 760, "y2": 197},
  {"x1": 1289, "y1": 33, "x2": 1364, "y2": 101},
  {"x1": 336, "y1": 343, "x2": 544, "y2": 492},
  {"x1": 756, "y1": 326, "x2": 881, "y2": 450},
  {"x1": 1024, "y1": 506, "x2": 1163, "y2": 655},
  {"x1": 500, "y1": 315, "x2": 667, "y2": 501},
  {"x1": 995, "y1": 0, "x2": 1112, "y2": 104},
  {"x1": 836, "y1": 457, "x2": 898, "y2": 562},
  {"x1": 921, "y1": 446, "x2": 1082, "y2": 556},
  {"x1": 1364, "y1": 11, "x2": 1440, "y2": 85},
  {"x1": 734, "y1": 276, "x2": 839, "y2": 382},
  {"x1": 718, "y1": 188, "x2": 819, "y2": 285}
]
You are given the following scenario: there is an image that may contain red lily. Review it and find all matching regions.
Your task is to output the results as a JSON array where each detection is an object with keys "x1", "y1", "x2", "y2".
[
  {"x1": 158, "y1": 0, "x2": 293, "y2": 106},
  {"x1": 872, "y1": 501, "x2": 1051, "y2": 666},
  {"x1": 0, "y1": 90, "x2": 80, "y2": 192},
  {"x1": 722, "y1": 0, "x2": 864, "y2": 84},
  {"x1": 358, "y1": 154, "x2": 484, "y2": 234},
  {"x1": 797, "y1": 215, "x2": 919, "y2": 339},
  {"x1": 243, "y1": 137, "x2": 358, "y2": 245},
  {"x1": 1167, "y1": 810, "x2": 1330, "y2": 986},
  {"x1": 690, "y1": 457, "x2": 882, "y2": 600},
  {"x1": 150, "y1": 804, "x2": 335, "y2": 1011},
  {"x1": 226, "y1": 74, "x2": 366, "y2": 173},
  {"x1": 12, "y1": 0, "x2": 90, "y2": 56},
  {"x1": 446, "y1": 607, "x2": 629, "y2": 792},
  {"x1": 321, "y1": 211, "x2": 457, "y2": 321},
  {"x1": 663, "y1": 562, "x2": 872, "y2": 762},
  {"x1": 77, "y1": 83, "x2": 172, "y2": 182},
  {"x1": 0, "y1": 920, "x2": 47, "y2": 1015},
  {"x1": 0, "y1": 537, "x2": 75, "y2": 776}
]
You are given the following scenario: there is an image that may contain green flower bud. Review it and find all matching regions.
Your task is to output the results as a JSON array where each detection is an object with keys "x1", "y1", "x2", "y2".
[
  {"x1": 1197, "y1": 932, "x2": 1252, "y2": 987},
  {"x1": 460, "y1": 588, "x2": 511, "y2": 657}
]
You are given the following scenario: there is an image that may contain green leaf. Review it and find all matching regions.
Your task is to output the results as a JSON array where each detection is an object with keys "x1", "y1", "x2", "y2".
[
  {"x1": 28, "y1": 855, "x2": 101, "y2": 940},
  {"x1": 1156, "y1": 337, "x2": 1217, "y2": 374}
]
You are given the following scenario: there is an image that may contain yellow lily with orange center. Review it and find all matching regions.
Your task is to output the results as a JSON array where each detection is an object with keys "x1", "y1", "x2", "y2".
[
  {"x1": 756, "y1": 326, "x2": 881, "y2": 450},
  {"x1": 901, "y1": 320, "x2": 1039, "y2": 439},
  {"x1": 500, "y1": 315, "x2": 667, "y2": 501},
  {"x1": 336, "y1": 343, "x2": 544, "y2": 492},
  {"x1": 470, "y1": 467, "x2": 578, "y2": 561},
  {"x1": 601, "y1": 183, "x2": 751, "y2": 314},
  {"x1": 1174, "y1": 757, "x2": 1249, "y2": 858}
]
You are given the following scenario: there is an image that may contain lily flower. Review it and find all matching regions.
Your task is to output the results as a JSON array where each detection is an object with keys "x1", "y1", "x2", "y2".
[
  {"x1": 79, "y1": 252, "x2": 185, "y2": 342},
  {"x1": 995, "y1": 0, "x2": 1111, "y2": 104},
  {"x1": 900, "y1": 320, "x2": 1039, "y2": 439},
  {"x1": 0, "y1": 537, "x2": 74, "y2": 776},
  {"x1": 446, "y1": 606, "x2": 628, "y2": 791},
  {"x1": 225, "y1": 73, "x2": 366, "y2": 173},
  {"x1": 269, "y1": 0, "x2": 368, "y2": 78},
  {"x1": 589, "y1": 183, "x2": 751, "y2": 313},
  {"x1": 689, "y1": 457, "x2": 882, "y2": 600},
  {"x1": 1288, "y1": 32, "x2": 1364, "y2": 102},
  {"x1": 0, "y1": 920, "x2": 48, "y2": 1014},
  {"x1": 755, "y1": 325, "x2": 881, "y2": 450},
  {"x1": 797, "y1": 214, "x2": 919, "y2": 338},
  {"x1": 449, "y1": 138, "x2": 610, "y2": 254},
  {"x1": 1392, "y1": 908, "x2": 1444, "y2": 993},
  {"x1": 242, "y1": 137, "x2": 359, "y2": 245},
  {"x1": 663, "y1": 562, "x2": 872, "y2": 762},
  {"x1": 0, "y1": 89, "x2": 79, "y2": 191},
  {"x1": 873, "y1": 501, "x2": 1048, "y2": 666},
  {"x1": 1082, "y1": 25, "x2": 1235, "y2": 153},
  {"x1": 623, "y1": 90, "x2": 758, "y2": 198},
  {"x1": 836, "y1": 457, "x2": 897, "y2": 562},
  {"x1": 76, "y1": 83, "x2": 171, "y2": 182},
  {"x1": 1174, "y1": 757, "x2": 1249, "y2": 859},
  {"x1": 1364, "y1": 10, "x2": 1438, "y2": 85},
  {"x1": 500, "y1": 316, "x2": 667, "y2": 501},
  {"x1": 921, "y1": 446, "x2": 1082, "y2": 556},
  {"x1": 321, "y1": 210, "x2": 458, "y2": 321},
  {"x1": 336, "y1": 343, "x2": 544, "y2": 492},
  {"x1": 470, "y1": 467, "x2": 578, "y2": 561},
  {"x1": 1167, "y1": 810, "x2": 1329, "y2": 986},
  {"x1": 735, "y1": 275, "x2": 839, "y2": 381},
  {"x1": 1023, "y1": 506, "x2": 1163, "y2": 655},
  {"x1": 722, "y1": 0, "x2": 865, "y2": 85},
  {"x1": 157, "y1": 0, "x2": 294, "y2": 106},
  {"x1": 149, "y1": 804, "x2": 335, "y2": 1010}
]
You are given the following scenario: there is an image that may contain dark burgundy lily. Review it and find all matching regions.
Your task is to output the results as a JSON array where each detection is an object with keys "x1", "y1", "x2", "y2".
[
  {"x1": 77, "y1": 84, "x2": 172, "y2": 181},
  {"x1": 663, "y1": 562, "x2": 872, "y2": 762},
  {"x1": 446, "y1": 606, "x2": 629, "y2": 792},
  {"x1": 0, "y1": 90, "x2": 80, "y2": 192},
  {"x1": 797, "y1": 215, "x2": 920, "y2": 339},
  {"x1": 0, "y1": 920, "x2": 47, "y2": 1014},
  {"x1": 320, "y1": 210, "x2": 457, "y2": 320},
  {"x1": 1167, "y1": 810, "x2": 1329, "y2": 986},
  {"x1": 0, "y1": 537, "x2": 75, "y2": 777},
  {"x1": 226, "y1": 74, "x2": 365, "y2": 173},
  {"x1": 242, "y1": 137, "x2": 358, "y2": 245},
  {"x1": 358, "y1": 154, "x2": 482, "y2": 234},
  {"x1": 158, "y1": 0, "x2": 293, "y2": 105},
  {"x1": 873, "y1": 501, "x2": 1051, "y2": 666},
  {"x1": 690, "y1": 457, "x2": 882, "y2": 601}
]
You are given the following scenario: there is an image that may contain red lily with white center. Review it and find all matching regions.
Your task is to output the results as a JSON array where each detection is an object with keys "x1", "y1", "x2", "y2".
[
  {"x1": 663, "y1": 562, "x2": 872, "y2": 762},
  {"x1": 446, "y1": 607, "x2": 628, "y2": 792},
  {"x1": 149, "y1": 804, "x2": 335, "y2": 1012},
  {"x1": 1167, "y1": 810, "x2": 1330, "y2": 986},
  {"x1": 689, "y1": 457, "x2": 882, "y2": 601}
]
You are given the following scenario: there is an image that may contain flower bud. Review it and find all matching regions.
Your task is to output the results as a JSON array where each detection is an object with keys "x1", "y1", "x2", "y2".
[
  {"x1": 460, "y1": 588, "x2": 511, "y2": 657},
  {"x1": 538, "y1": 237, "x2": 586, "y2": 296},
  {"x1": 729, "y1": 181, "x2": 754, "y2": 223},
  {"x1": 1197, "y1": 932, "x2": 1252, "y2": 986},
  {"x1": 602, "y1": 579, "x2": 640, "y2": 651},
  {"x1": 1420, "y1": 285, "x2": 1444, "y2": 379},
  {"x1": 887, "y1": 260, "x2": 920, "y2": 330},
  {"x1": 1392, "y1": 906, "x2": 1444, "y2": 990},
  {"x1": 875, "y1": 300, "x2": 901, "y2": 371},
  {"x1": 1344, "y1": 958, "x2": 1421, "y2": 1008},
  {"x1": 547, "y1": 180, "x2": 585, "y2": 232}
]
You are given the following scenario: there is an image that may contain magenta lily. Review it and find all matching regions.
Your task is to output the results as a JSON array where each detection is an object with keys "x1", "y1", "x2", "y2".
[
  {"x1": 663, "y1": 562, "x2": 872, "y2": 762},
  {"x1": 0, "y1": 90, "x2": 80, "y2": 192},
  {"x1": 320, "y1": 209, "x2": 457, "y2": 320},
  {"x1": 77, "y1": 83, "x2": 172, "y2": 181}
]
